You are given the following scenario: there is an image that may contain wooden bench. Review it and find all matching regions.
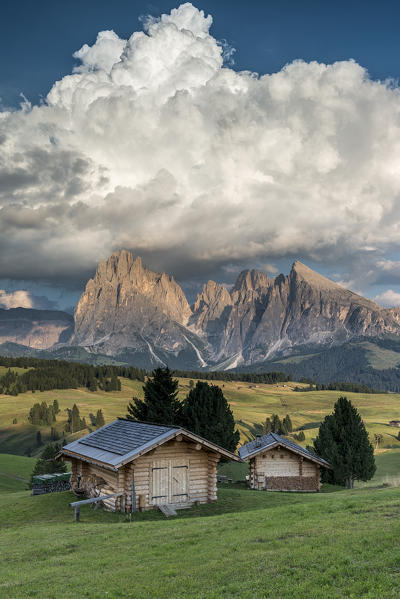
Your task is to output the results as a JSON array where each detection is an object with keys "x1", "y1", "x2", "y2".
[{"x1": 69, "y1": 492, "x2": 124, "y2": 521}]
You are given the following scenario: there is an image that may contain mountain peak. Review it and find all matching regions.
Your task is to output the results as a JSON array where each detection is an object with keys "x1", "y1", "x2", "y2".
[{"x1": 290, "y1": 261, "x2": 341, "y2": 290}]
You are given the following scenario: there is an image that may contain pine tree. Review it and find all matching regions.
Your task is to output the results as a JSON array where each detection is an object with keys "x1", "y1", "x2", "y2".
[
  {"x1": 36, "y1": 430, "x2": 42, "y2": 446},
  {"x1": 71, "y1": 404, "x2": 80, "y2": 433},
  {"x1": 271, "y1": 414, "x2": 282, "y2": 434},
  {"x1": 265, "y1": 418, "x2": 272, "y2": 434},
  {"x1": 181, "y1": 382, "x2": 240, "y2": 452},
  {"x1": 96, "y1": 409, "x2": 105, "y2": 428},
  {"x1": 126, "y1": 367, "x2": 182, "y2": 425},
  {"x1": 30, "y1": 443, "x2": 66, "y2": 484},
  {"x1": 314, "y1": 396, "x2": 376, "y2": 488},
  {"x1": 283, "y1": 414, "x2": 293, "y2": 433},
  {"x1": 53, "y1": 399, "x2": 60, "y2": 414}
]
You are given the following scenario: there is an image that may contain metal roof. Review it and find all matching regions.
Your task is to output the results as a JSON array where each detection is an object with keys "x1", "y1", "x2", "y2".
[
  {"x1": 238, "y1": 432, "x2": 330, "y2": 467},
  {"x1": 62, "y1": 420, "x2": 179, "y2": 469},
  {"x1": 61, "y1": 419, "x2": 241, "y2": 469}
]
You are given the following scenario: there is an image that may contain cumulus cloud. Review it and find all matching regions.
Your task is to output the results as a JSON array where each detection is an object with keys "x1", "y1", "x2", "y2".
[
  {"x1": 0, "y1": 289, "x2": 56, "y2": 310},
  {"x1": 1, "y1": 2, "x2": 400, "y2": 291},
  {"x1": 375, "y1": 289, "x2": 400, "y2": 308}
]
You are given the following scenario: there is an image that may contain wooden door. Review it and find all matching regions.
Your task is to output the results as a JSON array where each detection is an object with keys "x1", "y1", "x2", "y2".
[
  {"x1": 170, "y1": 460, "x2": 188, "y2": 504},
  {"x1": 151, "y1": 460, "x2": 169, "y2": 505}
]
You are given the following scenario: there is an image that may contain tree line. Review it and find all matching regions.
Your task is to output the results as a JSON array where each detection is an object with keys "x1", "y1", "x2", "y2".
[
  {"x1": 0, "y1": 359, "x2": 146, "y2": 396},
  {"x1": 175, "y1": 370, "x2": 292, "y2": 384}
]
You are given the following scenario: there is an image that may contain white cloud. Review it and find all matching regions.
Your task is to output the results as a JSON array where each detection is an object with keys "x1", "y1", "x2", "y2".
[
  {"x1": 0, "y1": 289, "x2": 55, "y2": 310},
  {"x1": 2, "y1": 3, "x2": 400, "y2": 288},
  {"x1": 375, "y1": 289, "x2": 400, "y2": 308}
]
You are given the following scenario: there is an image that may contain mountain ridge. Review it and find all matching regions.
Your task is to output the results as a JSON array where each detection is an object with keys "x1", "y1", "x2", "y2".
[{"x1": 1, "y1": 250, "x2": 400, "y2": 377}]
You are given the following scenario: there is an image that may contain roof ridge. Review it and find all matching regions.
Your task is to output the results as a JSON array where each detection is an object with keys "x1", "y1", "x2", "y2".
[{"x1": 117, "y1": 417, "x2": 177, "y2": 429}]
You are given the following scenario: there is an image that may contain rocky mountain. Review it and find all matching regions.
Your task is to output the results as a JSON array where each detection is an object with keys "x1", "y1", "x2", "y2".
[
  {"x1": 0, "y1": 308, "x2": 73, "y2": 350},
  {"x1": 70, "y1": 250, "x2": 400, "y2": 370},
  {"x1": 72, "y1": 250, "x2": 208, "y2": 368},
  {"x1": 2, "y1": 251, "x2": 400, "y2": 376},
  {"x1": 190, "y1": 261, "x2": 400, "y2": 368}
]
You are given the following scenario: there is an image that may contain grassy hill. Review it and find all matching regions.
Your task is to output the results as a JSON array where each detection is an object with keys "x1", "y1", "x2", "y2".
[
  {"x1": 0, "y1": 454, "x2": 34, "y2": 492},
  {"x1": 1, "y1": 376, "x2": 400, "y2": 456},
  {"x1": 0, "y1": 484, "x2": 399, "y2": 598}
]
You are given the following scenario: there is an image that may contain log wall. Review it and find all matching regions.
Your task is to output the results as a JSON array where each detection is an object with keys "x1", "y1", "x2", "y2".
[
  {"x1": 250, "y1": 446, "x2": 321, "y2": 492},
  {"x1": 65, "y1": 438, "x2": 221, "y2": 512}
]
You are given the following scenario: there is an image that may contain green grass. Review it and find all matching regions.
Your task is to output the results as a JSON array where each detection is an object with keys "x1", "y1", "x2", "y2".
[
  {"x1": 0, "y1": 485, "x2": 399, "y2": 598},
  {"x1": 0, "y1": 454, "x2": 34, "y2": 493},
  {"x1": 1, "y1": 376, "x2": 400, "y2": 456}
]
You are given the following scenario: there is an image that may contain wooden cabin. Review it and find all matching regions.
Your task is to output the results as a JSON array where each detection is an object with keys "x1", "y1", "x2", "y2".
[
  {"x1": 239, "y1": 432, "x2": 330, "y2": 492},
  {"x1": 60, "y1": 419, "x2": 240, "y2": 512}
]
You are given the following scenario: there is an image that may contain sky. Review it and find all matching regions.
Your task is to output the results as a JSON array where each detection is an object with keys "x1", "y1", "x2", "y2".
[{"x1": 2, "y1": 0, "x2": 400, "y2": 310}]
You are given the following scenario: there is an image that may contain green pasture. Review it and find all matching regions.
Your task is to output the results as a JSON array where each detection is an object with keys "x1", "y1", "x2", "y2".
[
  {"x1": 0, "y1": 454, "x2": 34, "y2": 492},
  {"x1": 0, "y1": 485, "x2": 399, "y2": 598},
  {"x1": 1, "y1": 376, "x2": 400, "y2": 455}
]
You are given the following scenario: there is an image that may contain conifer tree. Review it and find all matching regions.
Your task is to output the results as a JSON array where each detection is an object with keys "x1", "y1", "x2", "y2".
[
  {"x1": 126, "y1": 367, "x2": 182, "y2": 425},
  {"x1": 265, "y1": 418, "x2": 272, "y2": 434},
  {"x1": 36, "y1": 430, "x2": 42, "y2": 446},
  {"x1": 314, "y1": 396, "x2": 376, "y2": 488},
  {"x1": 53, "y1": 399, "x2": 60, "y2": 414},
  {"x1": 271, "y1": 414, "x2": 282, "y2": 434},
  {"x1": 181, "y1": 381, "x2": 239, "y2": 452},
  {"x1": 96, "y1": 409, "x2": 105, "y2": 428},
  {"x1": 30, "y1": 443, "x2": 66, "y2": 483},
  {"x1": 283, "y1": 414, "x2": 293, "y2": 433},
  {"x1": 71, "y1": 404, "x2": 80, "y2": 433}
]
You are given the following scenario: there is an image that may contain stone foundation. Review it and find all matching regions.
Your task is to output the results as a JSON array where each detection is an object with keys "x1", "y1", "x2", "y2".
[{"x1": 265, "y1": 475, "x2": 319, "y2": 492}]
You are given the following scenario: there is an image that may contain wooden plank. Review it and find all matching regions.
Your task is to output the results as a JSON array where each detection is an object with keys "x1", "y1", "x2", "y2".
[
  {"x1": 69, "y1": 492, "x2": 123, "y2": 507},
  {"x1": 158, "y1": 505, "x2": 177, "y2": 517}
]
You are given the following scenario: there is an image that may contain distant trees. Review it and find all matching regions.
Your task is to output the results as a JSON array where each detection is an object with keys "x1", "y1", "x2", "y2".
[
  {"x1": 95, "y1": 409, "x2": 105, "y2": 428},
  {"x1": 0, "y1": 357, "x2": 146, "y2": 396},
  {"x1": 314, "y1": 396, "x2": 376, "y2": 489},
  {"x1": 30, "y1": 443, "x2": 67, "y2": 483},
  {"x1": 28, "y1": 402, "x2": 56, "y2": 426},
  {"x1": 65, "y1": 404, "x2": 86, "y2": 433},
  {"x1": 181, "y1": 381, "x2": 239, "y2": 453},
  {"x1": 264, "y1": 414, "x2": 293, "y2": 436},
  {"x1": 126, "y1": 367, "x2": 182, "y2": 425}
]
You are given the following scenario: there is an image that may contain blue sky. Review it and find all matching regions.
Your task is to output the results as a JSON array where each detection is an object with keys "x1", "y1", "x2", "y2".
[
  {"x1": 3, "y1": 0, "x2": 400, "y2": 107},
  {"x1": 1, "y1": 1, "x2": 400, "y2": 310}
]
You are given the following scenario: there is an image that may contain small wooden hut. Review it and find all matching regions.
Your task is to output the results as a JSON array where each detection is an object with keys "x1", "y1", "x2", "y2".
[
  {"x1": 60, "y1": 419, "x2": 240, "y2": 511},
  {"x1": 239, "y1": 432, "x2": 330, "y2": 492}
]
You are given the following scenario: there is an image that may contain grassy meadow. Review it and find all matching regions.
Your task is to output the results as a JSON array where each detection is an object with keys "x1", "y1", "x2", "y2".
[
  {"x1": 0, "y1": 375, "x2": 400, "y2": 597},
  {"x1": 1, "y1": 375, "x2": 399, "y2": 456},
  {"x1": 0, "y1": 484, "x2": 399, "y2": 598}
]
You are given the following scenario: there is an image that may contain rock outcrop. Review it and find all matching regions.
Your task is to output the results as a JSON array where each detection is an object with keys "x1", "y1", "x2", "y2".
[
  {"x1": 71, "y1": 251, "x2": 400, "y2": 369},
  {"x1": 4, "y1": 250, "x2": 398, "y2": 370},
  {"x1": 72, "y1": 250, "x2": 204, "y2": 367},
  {"x1": 0, "y1": 308, "x2": 73, "y2": 349}
]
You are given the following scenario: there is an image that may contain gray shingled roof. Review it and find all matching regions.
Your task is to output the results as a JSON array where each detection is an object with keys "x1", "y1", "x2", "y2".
[
  {"x1": 62, "y1": 420, "x2": 179, "y2": 469},
  {"x1": 61, "y1": 418, "x2": 241, "y2": 469},
  {"x1": 238, "y1": 432, "x2": 330, "y2": 467}
]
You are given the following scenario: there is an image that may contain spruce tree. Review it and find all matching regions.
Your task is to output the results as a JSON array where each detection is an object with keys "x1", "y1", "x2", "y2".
[
  {"x1": 30, "y1": 443, "x2": 66, "y2": 483},
  {"x1": 283, "y1": 414, "x2": 293, "y2": 433},
  {"x1": 314, "y1": 396, "x2": 376, "y2": 488},
  {"x1": 71, "y1": 404, "x2": 80, "y2": 433},
  {"x1": 265, "y1": 418, "x2": 272, "y2": 434},
  {"x1": 126, "y1": 367, "x2": 182, "y2": 425},
  {"x1": 96, "y1": 409, "x2": 105, "y2": 428},
  {"x1": 271, "y1": 414, "x2": 282, "y2": 434},
  {"x1": 181, "y1": 381, "x2": 239, "y2": 452}
]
